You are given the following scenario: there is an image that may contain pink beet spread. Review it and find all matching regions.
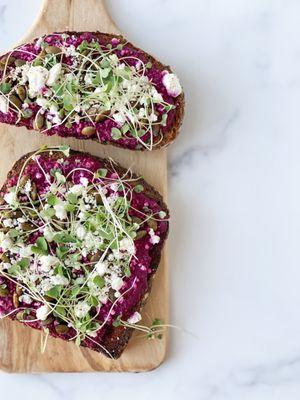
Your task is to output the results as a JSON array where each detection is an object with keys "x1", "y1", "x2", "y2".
[
  {"x1": 0, "y1": 152, "x2": 168, "y2": 352},
  {"x1": 0, "y1": 33, "x2": 178, "y2": 150}
]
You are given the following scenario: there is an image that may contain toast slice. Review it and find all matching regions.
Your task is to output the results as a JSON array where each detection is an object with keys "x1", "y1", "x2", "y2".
[
  {"x1": 0, "y1": 32, "x2": 184, "y2": 150},
  {"x1": 0, "y1": 146, "x2": 169, "y2": 358}
]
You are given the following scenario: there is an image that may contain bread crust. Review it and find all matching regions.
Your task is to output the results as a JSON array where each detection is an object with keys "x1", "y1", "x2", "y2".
[
  {"x1": 0, "y1": 149, "x2": 169, "y2": 358},
  {"x1": 0, "y1": 31, "x2": 185, "y2": 150}
]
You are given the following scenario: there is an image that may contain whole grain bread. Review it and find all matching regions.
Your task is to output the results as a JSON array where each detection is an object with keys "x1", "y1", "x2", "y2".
[
  {"x1": 0, "y1": 149, "x2": 169, "y2": 359},
  {"x1": 0, "y1": 31, "x2": 184, "y2": 151}
]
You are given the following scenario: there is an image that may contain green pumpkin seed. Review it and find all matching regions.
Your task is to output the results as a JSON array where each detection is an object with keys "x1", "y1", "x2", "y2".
[
  {"x1": 81, "y1": 126, "x2": 96, "y2": 136},
  {"x1": 9, "y1": 94, "x2": 22, "y2": 110},
  {"x1": 15, "y1": 311, "x2": 25, "y2": 321},
  {"x1": 55, "y1": 324, "x2": 69, "y2": 334},
  {"x1": 16, "y1": 285, "x2": 22, "y2": 296},
  {"x1": 45, "y1": 46, "x2": 61, "y2": 55},
  {"x1": 16, "y1": 85, "x2": 26, "y2": 102},
  {"x1": 0, "y1": 287, "x2": 9, "y2": 296},
  {"x1": 42, "y1": 316, "x2": 54, "y2": 326},
  {"x1": 31, "y1": 182, "x2": 37, "y2": 201},
  {"x1": 22, "y1": 108, "x2": 33, "y2": 119},
  {"x1": 19, "y1": 175, "x2": 29, "y2": 188},
  {"x1": 132, "y1": 217, "x2": 142, "y2": 225},
  {"x1": 20, "y1": 222, "x2": 34, "y2": 231},
  {"x1": 33, "y1": 113, "x2": 45, "y2": 130},
  {"x1": 0, "y1": 56, "x2": 15, "y2": 66},
  {"x1": 0, "y1": 196, "x2": 4, "y2": 205},
  {"x1": 13, "y1": 293, "x2": 19, "y2": 308},
  {"x1": 15, "y1": 59, "x2": 26, "y2": 67},
  {"x1": 147, "y1": 219, "x2": 158, "y2": 231},
  {"x1": 136, "y1": 230, "x2": 147, "y2": 240},
  {"x1": 95, "y1": 193, "x2": 103, "y2": 205},
  {"x1": 0, "y1": 253, "x2": 10, "y2": 263},
  {"x1": 95, "y1": 112, "x2": 108, "y2": 123},
  {"x1": 90, "y1": 250, "x2": 103, "y2": 264}
]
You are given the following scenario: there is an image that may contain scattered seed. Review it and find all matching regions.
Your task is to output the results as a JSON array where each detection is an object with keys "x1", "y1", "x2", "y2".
[
  {"x1": 19, "y1": 175, "x2": 29, "y2": 188},
  {"x1": 45, "y1": 46, "x2": 61, "y2": 55},
  {"x1": 9, "y1": 94, "x2": 22, "y2": 110},
  {"x1": 15, "y1": 311, "x2": 25, "y2": 321},
  {"x1": 95, "y1": 193, "x2": 103, "y2": 205},
  {"x1": 95, "y1": 112, "x2": 109, "y2": 123},
  {"x1": 16, "y1": 85, "x2": 26, "y2": 102},
  {"x1": 42, "y1": 316, "x2": 54, "y2": 326},
  {"x1": 16, "y1": 285, "x2": 22, "y2": 296},
  {"x1": 81, "y1": 126, "x2": 96, "y2": 136},
  {"x1": 31, "y1": 182, "x2": 37, "y2": 201},
  {"x1": 90, "y1": 250, "x2": 103, "y2": 264},
  {"x1": 15, "y1": 59, "x2": 26, "y2": 67},
  {"x1": 0, "y1": 196, "x2": 4, "y2": 205},
  {"x1": 136, "y1": 230, "x2": 147, "y2": 240},
  {"x1": 20, "y1": 222, "x2": 34, "y2": 231},
  {"x1": 147, "y1": 218, "x2": 158, "y2": 231},
  {"x1": 0, "y1": 286, "x2": 9, "y2": 296},
  {"x1": 13, "y1": 293, "x2": 19, "y2": 308},
  {"x1": 55, "y1": 324, "x2": 69, "y2": 334},
  {"x1": 33, "y1": 113, "x2": 45, "y2": 130}
]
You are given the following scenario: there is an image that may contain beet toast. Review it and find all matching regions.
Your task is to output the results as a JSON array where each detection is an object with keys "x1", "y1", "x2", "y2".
[
  {"x1": 0, "y1": 32, "x2": 184, "y2": 151},
  {"x1": 0, "y1": 146, "x2": 169, "y2": 358}
]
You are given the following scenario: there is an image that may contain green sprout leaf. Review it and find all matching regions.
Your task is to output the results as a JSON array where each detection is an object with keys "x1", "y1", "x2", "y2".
[
  {"x1": 111, "y1": 127, "x2": 122, "y2": 140},
  {"x1": 134, "y1": 184, "x2": 144, "y2": 193}
]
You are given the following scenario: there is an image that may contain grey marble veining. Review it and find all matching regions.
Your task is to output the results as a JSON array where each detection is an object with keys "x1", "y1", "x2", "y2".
[{"x1": 0, "y1": 0, "x2": 300, "y2": 399}]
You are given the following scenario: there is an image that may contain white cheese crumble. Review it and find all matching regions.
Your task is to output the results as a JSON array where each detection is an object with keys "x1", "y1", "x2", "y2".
[
  {"x1": 47, "y1": 63, "x2": 62, "y2": 86},
  {"x1": 26, "y1": 66, "x2": 49, "y2": 97},
  {"x1": 0, "y1": 94, "x2": 9, "y2": 113},
  {"x1": 119, "y1": 237, "x2": 135, "y2": 255},
  {"x1": 4, "y1": 190, "x2": 17, "y2": 206},
  {"x1": 43, "y1": 226, "x2": 54, "y2": 242},
  {"x1": 127, "y1": 311, "x2": 142, "y2": 324},
  {"x1": 0, "y1": 233, "x2": 12, "y2": 251},
  {"x1": 149, "y1": 228, "x2": 160, "y2": 244},
  {"x1": 112, "y1": 112, "x2": 126, "y2": 126},
  {"x1": 51, "y1": 274, "x2": 69, "y2": 286},
  {"x1": 110, "y1": 275, "x2": 123, "y2": 291},
  {"x1": 19, "y1": 294, "x2": 32, "y2": 304},
  {"x1": 74, "y1": 302, "x2": 91, "y2": 318},
  {"x1": 76, "y1": 224, "x2": 86, "y2": 240},
  {"x1": 95, "y1": 260, "x2": 108, "y2": 276},
  {"x1": 54, "y1": 201, "x2": 67, "y2": 220},
  {"x1": 36, "y1": 304, "x2": 50, "y2": 321},
  {"x1": 39, "y1": 255, "x2": 59, "y2": 272},
  {"x1": 162, "y1": 72, "x2": 182, "y2": 97},
  {"x1": 69, "y1": 184, "x2": 84, "y2": 196}
]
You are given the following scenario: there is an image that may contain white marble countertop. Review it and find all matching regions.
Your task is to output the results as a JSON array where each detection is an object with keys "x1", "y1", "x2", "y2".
[{"x1": 0, "y1": 0, "x2": 299, "y2": 398}]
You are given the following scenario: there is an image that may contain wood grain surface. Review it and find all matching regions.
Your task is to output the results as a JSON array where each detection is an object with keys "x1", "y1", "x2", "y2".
[{"x1": 0, "y1": 0, "x2": 168, "y2": 372}]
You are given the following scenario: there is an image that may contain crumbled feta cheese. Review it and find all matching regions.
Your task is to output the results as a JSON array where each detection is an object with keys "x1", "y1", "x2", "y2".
[
  {"x1": 95, "y1": 260, "x2": 107, "y2": 276},
  {"x1": 76, "y1": 224, "x2": 86, "y2": 240},
  {"x1": 36, "y1": 97, "x2": 48, "y2": 108},
  {"x1": 51, "y1": 274, "x2": 69, "y2": 286},
  {"x1": 39, "y1": 255, "x2": 59, "y2": 272},
  {"x1": 43, "y1": 226, "x2": 54, "y2": 242},
  {"x1": 119, "y1": 237, "x2": 135, "y2": 255},
  {"x1": 24, "y1": 179, "x2": 32, "y2": 193},
  {"x1": 127, "y1": 311, "x2": 142, "y2": 324},
  {"x1": 47, "y1": 63, "x2": 62, "y2": 86},
  {"x1": 162, "y1": 72, "x2": 182, "y2": 97},
  {"x1": 80, "y1": 177, "x2": 89, "y2": 187},
  {"x1": 151, "y1": 87, "x2": 163, "y2": 103},
  {"x1": 0, "y1": 232, "x2": 12, "y2": 251},
  {"x1": 159, "y1": 211, "x2": 166, "y2": 219},
  {"x1": 26, "y1": 66, "x2": 49, "y2": 97},
  {"x1": 54, "y1": 201, "x2": 67, "y2": 220},
  {"x1": 3, "y1": 218, "x2": 13, "y2": 228},
  {"x1": 19, "y1": 294, "x2": 32, "y2": 304},
  {"x1": 4, "y1": 190, "x2": 17, "y2": 206},
  {"x1": 149, "y1": 228, "x2": 160, "y2": 244},
  {"x1": 74, "y1": 302, "x2": 91, "y2": 318},
  {"x1": 111, "y1": 275, "x2": 123, "y2": 291},
  {"x1": 36, "y1": 304, "x2": 50, "y2": 321},
  {"x1": 19, "y1": 246, "x2": 32, "y2": 258},
  {"x1": 112, "y1": 112, "x2": 126, "y2": 126},
  {"x1": 110, "y1": 182, "x2": 119, "y2": 192},
  {"x1": 0, "y1": 95, "x2": 9, "y2": 113},
  {"x1": 69, "y1": 184, "x2": 83, "y2": 196}
]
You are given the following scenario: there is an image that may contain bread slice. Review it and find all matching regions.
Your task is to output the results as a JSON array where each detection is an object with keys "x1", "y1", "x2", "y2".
[
  {"x1": 0, "y1": 32, "x2": 184, "y2": 150},
  {"x1": 0, "y1": 146, "x2": 169, "y2": 358}
]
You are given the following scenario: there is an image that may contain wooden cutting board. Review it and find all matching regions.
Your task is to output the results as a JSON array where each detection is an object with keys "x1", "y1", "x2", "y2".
[{"x1": 0, "y1": 0, "x2": 168, "y2": 372}]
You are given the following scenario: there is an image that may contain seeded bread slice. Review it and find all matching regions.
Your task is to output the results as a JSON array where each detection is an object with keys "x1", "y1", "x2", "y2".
[
  {"x1": 0, "y1": 149, "x2": 169, "y2": 359},
  {"x1": 0, "y1": 31, "x2": 184, "y2": 150}
]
